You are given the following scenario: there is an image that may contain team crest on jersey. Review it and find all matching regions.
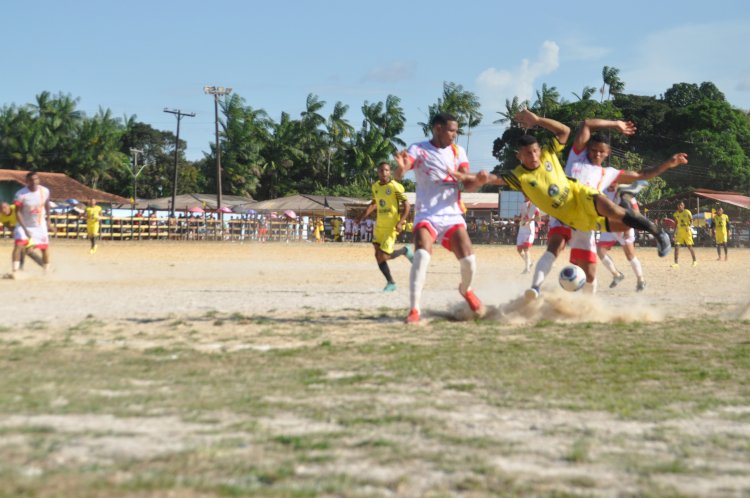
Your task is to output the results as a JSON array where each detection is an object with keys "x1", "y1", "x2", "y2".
[
  {"x1": 548, "y1": 184, "x2": 559, "y2": 197},
  {"x1": 385, "y1": 187, "x2": 392, "y2": 195},
  {"x1": 545, "y1": 161, "x2": 553, "y2": 172}
]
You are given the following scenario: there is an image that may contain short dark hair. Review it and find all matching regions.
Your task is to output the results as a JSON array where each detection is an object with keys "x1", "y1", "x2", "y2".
[
  {"x1": 589, "y1": 133, "x2": 610, "y2": 146},
  {"x1": 431, "y1": 112, "x2": 457, "y2": 127},
  {"x1": 26, "y1": 171, "x2": 39, "y2": 180},
  {"x1": 516, "y1": 134, "x2": 538, "y2": 148},
  {"x1": 377, "y1": 161, "x2": 390, "y2": 169}
]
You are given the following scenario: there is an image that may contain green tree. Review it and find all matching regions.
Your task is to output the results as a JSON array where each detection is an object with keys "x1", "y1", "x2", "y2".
[{"x1": 419, "y1": 82, "x2": 483, "y2": 140}]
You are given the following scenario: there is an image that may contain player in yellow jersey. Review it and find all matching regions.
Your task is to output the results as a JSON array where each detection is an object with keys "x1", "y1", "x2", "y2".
[
  {"x1": 672, "y1": 201, "x2": 696, "y2": 268},
  {"x1": 359, "y1": 162, "x2": 413, "y2": 292},
  {"x1": 712, "y1": 206, "x2": 730, "y2": 261},
  {"x1": 83, "y1": 198, "x2": 103, "y2": 254},
  {"x1": 453, "y1": 109, "x2": 686, "y2": 298}
]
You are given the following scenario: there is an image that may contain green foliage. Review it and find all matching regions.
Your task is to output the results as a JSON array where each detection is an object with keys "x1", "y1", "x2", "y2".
[{"x1": 419, "y1": 81, "x2": 483, "y2": 136}]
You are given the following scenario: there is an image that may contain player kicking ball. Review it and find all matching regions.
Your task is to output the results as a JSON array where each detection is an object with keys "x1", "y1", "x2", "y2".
[{"x1": 454, "y1": 109, "x2": 687, "y2": 299}]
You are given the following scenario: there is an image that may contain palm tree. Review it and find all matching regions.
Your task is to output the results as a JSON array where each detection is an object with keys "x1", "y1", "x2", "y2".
[
  {"x1": 325, "y1": 101, "x2": 354, "y2": 188},
  {"x1": 418, "y1": 82, "x2": 482, "y2": 141},
  {"x1": 533, "y1": 83, "x2": 560, "y2": 117},
  {"x1": 572, "y1": 86, "x2": 597, "y2": 102},
  {"x1": 601, "y1": 66, "x2": 625, "y2": 101},
  {"x1": 493, "y1": 97, "x2": 528, "y2": 127}
]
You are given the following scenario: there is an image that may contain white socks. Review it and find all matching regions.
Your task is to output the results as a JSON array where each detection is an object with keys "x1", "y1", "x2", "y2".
[
  {"x1": 600, "y1": 253, "x2": 618, "y2": 277},
  {"x1": 629, "y1": 257, "x2": 643, "y2": 280},
  {"x1": 583, "y1": 278, "x2": 597, "y2": 294},
  {"x1": 409, "y1": 249, "x2": 431, "y2": 312},
  {"x1": 458, "y1": 254, "x2": 476, "y2": 295},
  {"x1": 532, "y1": 251, "x2": 556, "y2": 288}
]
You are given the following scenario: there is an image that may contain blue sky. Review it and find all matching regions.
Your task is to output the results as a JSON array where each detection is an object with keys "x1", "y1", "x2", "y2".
[{"x1": 4, "y1": 0, "x2": 750, "y2": 172}]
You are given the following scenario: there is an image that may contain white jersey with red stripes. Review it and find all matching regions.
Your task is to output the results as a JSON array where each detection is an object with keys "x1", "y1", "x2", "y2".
[{"x1": 406, "y1": 140, "x2": 468, "y2": 223}]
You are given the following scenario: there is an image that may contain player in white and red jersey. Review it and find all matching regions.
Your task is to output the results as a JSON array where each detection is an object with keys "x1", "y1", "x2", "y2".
[
  {"x1": 516, "y1": 197, "x2": 541, "y2": 273},
  {"x1": 11, "y1": 171, "x2": 52, "y2": 277},
  {"x1": 597, "y1": 183, "x2": 646, "y2": 291},
  {"x1": 394, "y1": 112, "x2": 487, "y2": 324},
  {"x1": 526, "y1": 117, "x2": 686, "y2": 298}
]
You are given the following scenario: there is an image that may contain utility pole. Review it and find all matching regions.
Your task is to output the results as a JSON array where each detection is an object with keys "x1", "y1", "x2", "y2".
[
  {"x1": 203, "y1": 86, "x2": 232, "y2": 212},
  {"x1": 163, "y1": 108, "x2": 195, "y2": 218},
  {"x1": 129, "y1": 148, "x2": 145, "y2": 204}
]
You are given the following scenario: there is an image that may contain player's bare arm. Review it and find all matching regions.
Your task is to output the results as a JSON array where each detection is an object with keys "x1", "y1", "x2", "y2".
[
  {"x1": 396, "y1": 199, "x2": 410, "y2": 232},
  {"x1": 619, "y1": 153, "x2": 689, "y2": 184},
  {"x1": 393, "y1": 150, "x2": 412, "y2": 180},
  {"x1": 451, "y1": 169, "x2": 490, "y2": 192},
  {"x1": 514, "y1": 108, "x2": 571, "y2": 144},
  {"x1": 358, "y1": 201, "x2": 376, "y2": 224},
  {"x1": 575, "y1": 118, "x2": 636, "y2": 151}
]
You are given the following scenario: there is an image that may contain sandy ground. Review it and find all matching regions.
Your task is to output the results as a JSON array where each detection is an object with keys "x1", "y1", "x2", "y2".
[
  {"x1": 1, "y1": 239, "x2": 749, "y2": 326},
  {"x1": 2, "y1": 240, "x2": 750, "y2": 497}
]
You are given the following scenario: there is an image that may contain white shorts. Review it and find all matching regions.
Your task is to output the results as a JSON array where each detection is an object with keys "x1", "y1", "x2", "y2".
[
  {"x1": 598, "y1": 228, "x2": 635, "y2": 247},
  {"x1": 14, "y1": 225, "x2": 50, "y2": 246},
  {"x1": 414, "y1": 213, "x2": 467, "y2": 251},
  {"x1": 569, "y1": 229, "x2": 597, "y2": 264},
  {"x1": 516, "y1": 225, "x2": 534, "y2": 248}
]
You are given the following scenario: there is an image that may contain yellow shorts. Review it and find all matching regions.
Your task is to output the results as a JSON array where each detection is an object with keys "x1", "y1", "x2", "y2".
[
  {"x1": 87, "y1": 222, "x2": 100, "y2": 237},
  {"x1": 373, "y1": 226, "x2": 398, "y2": 255},
  {"x1": 555, "y1": 182, "x2": 607, "y2": 232},
  {"x1": 674, "y1": 230, "x2": 693, "y2": 246},
  {"x1": 715, "y1": 231, "x2": 728, "y2": 244}
]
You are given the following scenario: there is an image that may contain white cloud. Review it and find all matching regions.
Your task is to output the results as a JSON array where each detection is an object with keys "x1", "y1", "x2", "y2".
[
  {"x1": 623, "y1": 20, "x2": 750, "y2": 103},
  {"x1": 476, "y1": 41, "x2": 560, "y2": 113},
  {"x1": 362, "y1": 61, "x2": 417, "y2": 83}
]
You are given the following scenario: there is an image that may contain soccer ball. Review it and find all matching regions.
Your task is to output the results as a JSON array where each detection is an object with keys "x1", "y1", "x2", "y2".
[{"x1": 559, "y1": 265, "x2": 586, "y2": 292}]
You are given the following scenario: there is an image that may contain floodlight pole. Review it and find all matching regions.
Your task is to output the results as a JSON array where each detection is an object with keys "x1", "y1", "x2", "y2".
[
  {"x1": 129, "y1": 148, "x2": 145, "y2": 203},
  {"x1": 163, "y1": 108, "x2": 195, "y2": 218},
  {"x1": 203, "y1": 85, "x2": 232, "y2": 212}
]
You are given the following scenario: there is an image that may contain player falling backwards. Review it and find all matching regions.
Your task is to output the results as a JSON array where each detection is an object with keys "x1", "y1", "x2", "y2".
[
  {"x1": 453, "y1": 109, "x2": 687, "y2": 299},
  {"x1": 523, "y1": 115, "x2": 688, "y2": 296}
]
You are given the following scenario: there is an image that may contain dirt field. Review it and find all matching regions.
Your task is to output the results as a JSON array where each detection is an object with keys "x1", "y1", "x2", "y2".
[
  {"x1": 2, "y1": 239, "x2": 749, "y2": 325},
  {"x1": 1, "y1": 240, "x2": 749, "y2": 497}
]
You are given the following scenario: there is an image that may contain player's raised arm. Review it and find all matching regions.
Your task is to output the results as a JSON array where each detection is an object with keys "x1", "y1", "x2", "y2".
[
  {"x1": 514, "y1": 108, "x2": 570, "y2": 145},
  {"x1": 619, "y1": 153, "x2": 689, "y2": 184},
  {"x1": 574, "y1": 118, "x2": 636, "y2": 152}
]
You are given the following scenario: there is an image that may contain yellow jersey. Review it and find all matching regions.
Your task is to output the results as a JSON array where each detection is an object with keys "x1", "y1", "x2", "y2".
[
  {"x1": 85, "y1": 205, "x2": 103, "y2": 225},
  {"x1": 500, "y1": 139, "x2": 604, "y2": 231},
  {"x1": 371, "y1": 179, "x2": 406, "y2": 228},
  {"x1": 674, "y1": 209, "x2": 693, "y2": 235},
  {"x1": 0, "y1": 204, "x2": 17, "y2": 228},
  {"x1": 713, "y1": 213, "x2": 729, "y2": 234}
]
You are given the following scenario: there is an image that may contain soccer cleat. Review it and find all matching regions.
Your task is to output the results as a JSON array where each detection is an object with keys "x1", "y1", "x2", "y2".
[
  {"x1": 671, "y1": 263, "x2": 679, "y2": 269},
  {"x1": 636, "y1": 280, "x2": 646, "y2": 292},
  {"x1": 404, "y1": 245, "x2": 414, "y2": 263},
  {"x1": 383, "y1": 282, "x2": 397, "y2": 292},
  {"x1": 692, "y1": 260, "x2": 698, "y2": 267},
  {"x1": 609, "y1": 272, "x2": 625, "y2": 288},
  {"x1": 459, "y1": 286, "x2": 485, "y2": 314},
  {"x1": 655, "y1": 231, "x2": 672, "y2": 257},
  {"x1": 524, "y1": 286, "x2": 541, "y2": 301},
  {"x1": 405, "y1": 308, "x2": 420, "y2": 324},
  {"x1": 617, "y1": 180, "x2": 648, "y2": 198}
]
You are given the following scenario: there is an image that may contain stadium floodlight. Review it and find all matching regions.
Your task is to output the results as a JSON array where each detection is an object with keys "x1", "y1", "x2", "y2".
[{"x1": 204, "y1": 86, "x2": 233, "y2": 212}]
